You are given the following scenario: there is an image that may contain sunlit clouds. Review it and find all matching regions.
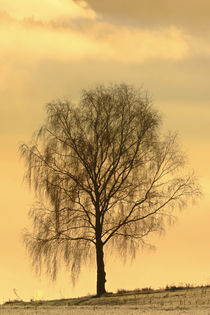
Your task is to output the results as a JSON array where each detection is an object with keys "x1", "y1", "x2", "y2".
[
  {"x1": 0, "y1": 0, "x2": 96, "y2": 21},
  {"x1": 1, "y1": 0, "x2": 210, "y2": 64},
  {"x1": 103, "y1": 26, "x2": 189, "y2": 62},
  {"x1": 1, "y1": 0, "x2": 210, "y2": 63},
  {"x1": 0, "y1": 19, "x2": 103, "y2": 61},
  {"x1": 0, "y1": 13, "x2": 190, "y2": 63}
]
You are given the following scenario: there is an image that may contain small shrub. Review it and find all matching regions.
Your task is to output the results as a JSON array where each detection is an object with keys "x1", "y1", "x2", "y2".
[
  {"x1": 117, "y1": 288, "x2": 129, "y2": 294},
  {"x1": 165, "y1": 285, "x2": 186, "y2": 291},
  {"x1": 141, "y1": 287, "x2": 153, "y2": 292}
]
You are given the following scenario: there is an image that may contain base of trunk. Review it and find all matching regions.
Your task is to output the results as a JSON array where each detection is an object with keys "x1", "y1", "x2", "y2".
[
  {"x1": 96, "y1": 240, "x2": 106, "y2": 297},
  {"x1": 97, "y1": 270, "x2": 106, "y2": 296}
]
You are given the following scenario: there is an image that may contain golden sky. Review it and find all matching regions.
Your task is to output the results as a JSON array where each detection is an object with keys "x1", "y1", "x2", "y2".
[{"x1": 0, "y1": 0, "x2": 210, "y2": 302}]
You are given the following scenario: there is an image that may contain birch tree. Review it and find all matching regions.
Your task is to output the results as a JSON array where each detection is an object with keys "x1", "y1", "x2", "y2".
[{"x1": 20, "y1": 83, "x2": 200, "y2": 296}]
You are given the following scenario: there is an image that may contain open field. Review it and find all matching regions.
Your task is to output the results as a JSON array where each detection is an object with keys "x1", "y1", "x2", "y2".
[{"x1": 1, "y1": 286, "x2": 210, "y2": 314}]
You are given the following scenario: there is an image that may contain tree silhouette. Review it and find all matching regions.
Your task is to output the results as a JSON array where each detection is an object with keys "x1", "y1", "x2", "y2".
[{"x1": 20, "y1": 83, "x2": 200, "y2": 296}]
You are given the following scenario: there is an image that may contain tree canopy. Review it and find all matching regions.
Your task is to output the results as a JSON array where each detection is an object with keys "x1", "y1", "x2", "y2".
[{"x1": 20, "y1": 83, "x2": 200, "y2": 296}]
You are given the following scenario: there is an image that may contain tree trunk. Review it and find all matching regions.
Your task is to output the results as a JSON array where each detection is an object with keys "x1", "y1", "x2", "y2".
[{"x1": 96, "y1": 239, "x2": 106, "y2": 296}]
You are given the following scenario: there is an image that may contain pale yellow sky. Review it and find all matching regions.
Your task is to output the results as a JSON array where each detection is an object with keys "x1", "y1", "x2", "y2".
[{"x1": 0, "y1": 0, "x2": 210, "y2": 302}]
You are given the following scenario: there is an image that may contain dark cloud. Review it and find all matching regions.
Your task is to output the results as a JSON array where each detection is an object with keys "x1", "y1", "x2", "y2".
[{"x1": 75, "y1": 0, "x2": 210, "y2": 29}]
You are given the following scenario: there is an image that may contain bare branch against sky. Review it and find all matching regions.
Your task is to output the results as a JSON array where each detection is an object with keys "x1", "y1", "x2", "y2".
[{"x1": 20, "y1": 83, "x2": 201, "y2": 296}]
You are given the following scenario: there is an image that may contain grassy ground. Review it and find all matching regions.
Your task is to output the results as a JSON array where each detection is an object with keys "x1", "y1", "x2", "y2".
[{"x1": 1, "y1": 285, "x2": 210, "y2": 314}]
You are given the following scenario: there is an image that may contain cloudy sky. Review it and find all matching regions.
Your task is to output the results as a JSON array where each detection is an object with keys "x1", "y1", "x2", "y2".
[{"x1": 0, "y1": 0, "x2": 210, "y2": 302}]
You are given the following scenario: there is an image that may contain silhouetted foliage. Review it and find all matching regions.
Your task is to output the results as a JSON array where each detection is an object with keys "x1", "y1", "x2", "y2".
[{"x1": 20, "y1": 83, "x2": 200, "y2": 296}]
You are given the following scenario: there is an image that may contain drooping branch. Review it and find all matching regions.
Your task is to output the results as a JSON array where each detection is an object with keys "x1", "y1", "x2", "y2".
[{"x1": 20, "y1": 83, "x2": 201, "y2": 288}]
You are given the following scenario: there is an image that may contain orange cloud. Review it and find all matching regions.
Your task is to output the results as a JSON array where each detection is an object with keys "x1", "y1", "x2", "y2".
[
  {"x1": 0, "y1": 12, "x2": 190, "y2": 64},
  {"x1": 2, "y1": 0, "x2": 210, "y2": 64},
  {"x1": 79, "y1": 0, "x2": 210, "y2": 28},
  {"x1": 0, "y1": 0, "x2": 96, "y2": 21},
  {"x1": 103, "y1": 26, "x2": 189, "y2": 62}
]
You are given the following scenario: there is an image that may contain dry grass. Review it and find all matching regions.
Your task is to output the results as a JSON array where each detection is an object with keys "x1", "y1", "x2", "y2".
[{"x1": 1, "y1": 285, "x2": 210, "y2": 314}]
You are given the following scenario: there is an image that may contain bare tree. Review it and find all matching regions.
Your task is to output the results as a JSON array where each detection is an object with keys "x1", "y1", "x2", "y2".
[{"x1": 20, "y1": 83, "x2": 200, "y2": 296}]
